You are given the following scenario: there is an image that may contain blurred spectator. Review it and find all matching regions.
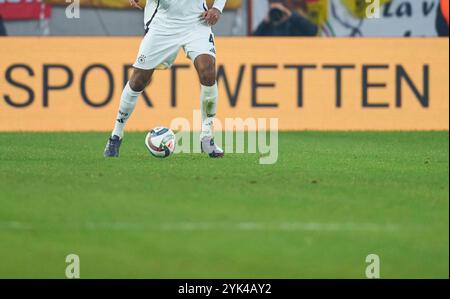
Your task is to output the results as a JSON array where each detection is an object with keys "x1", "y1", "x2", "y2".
[
  {"x1": 0, "y1": 15, "x2": 7, "y2": 36},
  {"x1": 253, "y1": 0, "x2": 318, "y2": 36},
  {"x1": 436, "y1": 0, "x2": 449, "y2": 36}
]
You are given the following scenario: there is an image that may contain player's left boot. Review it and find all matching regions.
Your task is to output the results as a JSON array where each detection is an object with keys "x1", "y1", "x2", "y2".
[
  {"x1": 103, "y1": 135, "x2": 122, "y2": 158},
  {"x1": 201, "y1": 136, "x2": 224, "y2": 158}
]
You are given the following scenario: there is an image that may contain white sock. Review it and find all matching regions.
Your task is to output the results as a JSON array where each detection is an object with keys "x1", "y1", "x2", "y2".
[
  {"x1": 112, "y1": 82, "x2": 142, "y2": 138},
  {"x1": 200, "y1": 83, "x2": 218, "y2": 139}
]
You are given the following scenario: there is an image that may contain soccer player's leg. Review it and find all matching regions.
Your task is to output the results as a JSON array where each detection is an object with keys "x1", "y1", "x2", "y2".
[
  {"x1": 185, "y1": 28, "x2": 224, "y2": 158},
  {"x1": 104, "y1": 28, "x2": 180, "y2": 158},
  {"x1": 194, "y1": 55, "x2": 224, "y2": 158},
  {"x1": 104, "y1": 68, "x2": 154, "y2": 158}
]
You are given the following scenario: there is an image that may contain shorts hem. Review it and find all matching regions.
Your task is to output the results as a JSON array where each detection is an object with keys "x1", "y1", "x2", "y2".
[
  {"x1": 188, "y1": 51, "x2": 217, "y2": 62},
  {"x1": 132, "y1": 64, "x2": 157, "y2": 71}
]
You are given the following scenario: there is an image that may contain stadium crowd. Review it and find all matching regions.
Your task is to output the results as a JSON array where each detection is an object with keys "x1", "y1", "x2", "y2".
[{"x1": 252, "y1": 0, "x2": 449, "y2": 37}]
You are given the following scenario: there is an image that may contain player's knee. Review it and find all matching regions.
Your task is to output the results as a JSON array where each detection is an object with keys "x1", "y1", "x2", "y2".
[
  {"x1": 129, "y1": 80, "x2": 142, "y2": 92},
  {"x1": 199, "y1": 69, "x2": 216, "y2": 86},
  {"x1": 197, "y1": 64, "x2": 216, "y2": 86},
  {"x1": 129, "y1": 77, "x2": 148, "y2": 92},
  {"x1": 129, "y1": 69, "x2": 152, "y2": 92}
]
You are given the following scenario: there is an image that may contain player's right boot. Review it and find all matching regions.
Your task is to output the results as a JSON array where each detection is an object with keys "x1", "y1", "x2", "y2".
[
  {"x1": 103, "y1": 135, "x2": 122, "y2": 158},
  {"x1": 201, "y1": 136, "x2": 224, "y2": 158}
]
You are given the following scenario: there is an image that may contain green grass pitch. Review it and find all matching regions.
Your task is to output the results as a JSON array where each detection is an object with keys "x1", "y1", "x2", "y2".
[{"x1": 0, "y1": 132, "x2": 448, "y2": 278}]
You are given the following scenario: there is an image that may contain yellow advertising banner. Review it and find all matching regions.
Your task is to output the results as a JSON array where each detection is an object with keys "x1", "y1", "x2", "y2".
[
  {"x1": 0, "y1": 37, "x2": 448, "y2": 131},
  {"x1": 44, "y1": 0, "x2": 130, "y2": 9}
]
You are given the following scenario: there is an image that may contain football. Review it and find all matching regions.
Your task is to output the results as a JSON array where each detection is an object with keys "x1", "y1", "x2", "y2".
[{"x1": 145, "y1": 127, "x2": 176, "y2": 158}]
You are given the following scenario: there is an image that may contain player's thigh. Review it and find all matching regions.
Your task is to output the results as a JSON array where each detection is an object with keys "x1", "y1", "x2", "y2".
[
  {"x1": 184, "y1": 26, "x2": 217, "y2": 85},
  {"x1": 184, "y1": 25, "x2": 216, "y2": 64},
  {"x1": 134, "y1": 29, "x2": 181, "y2": 71}
]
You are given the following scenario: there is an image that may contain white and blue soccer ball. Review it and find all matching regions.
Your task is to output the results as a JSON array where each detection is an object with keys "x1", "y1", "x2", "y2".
[{"x1": 145, "y1": 127, "x2": 176, "y2": 158}]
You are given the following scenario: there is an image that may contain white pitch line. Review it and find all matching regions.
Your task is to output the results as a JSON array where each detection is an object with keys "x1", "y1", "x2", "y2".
[
  {"x1": 0, "y1": 221, "x2": 33, "y2": 230},
  {"x1": 159, "y1": 222, "x2": 401, "y2": 232},
  {"x1": 0, "y1": 221, "x2": 401, "y2": 233}
]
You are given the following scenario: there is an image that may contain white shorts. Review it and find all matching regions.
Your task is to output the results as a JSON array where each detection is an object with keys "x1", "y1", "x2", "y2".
[{"x1": 133, "y1": 23, "x2": 216, "y2": 70}]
